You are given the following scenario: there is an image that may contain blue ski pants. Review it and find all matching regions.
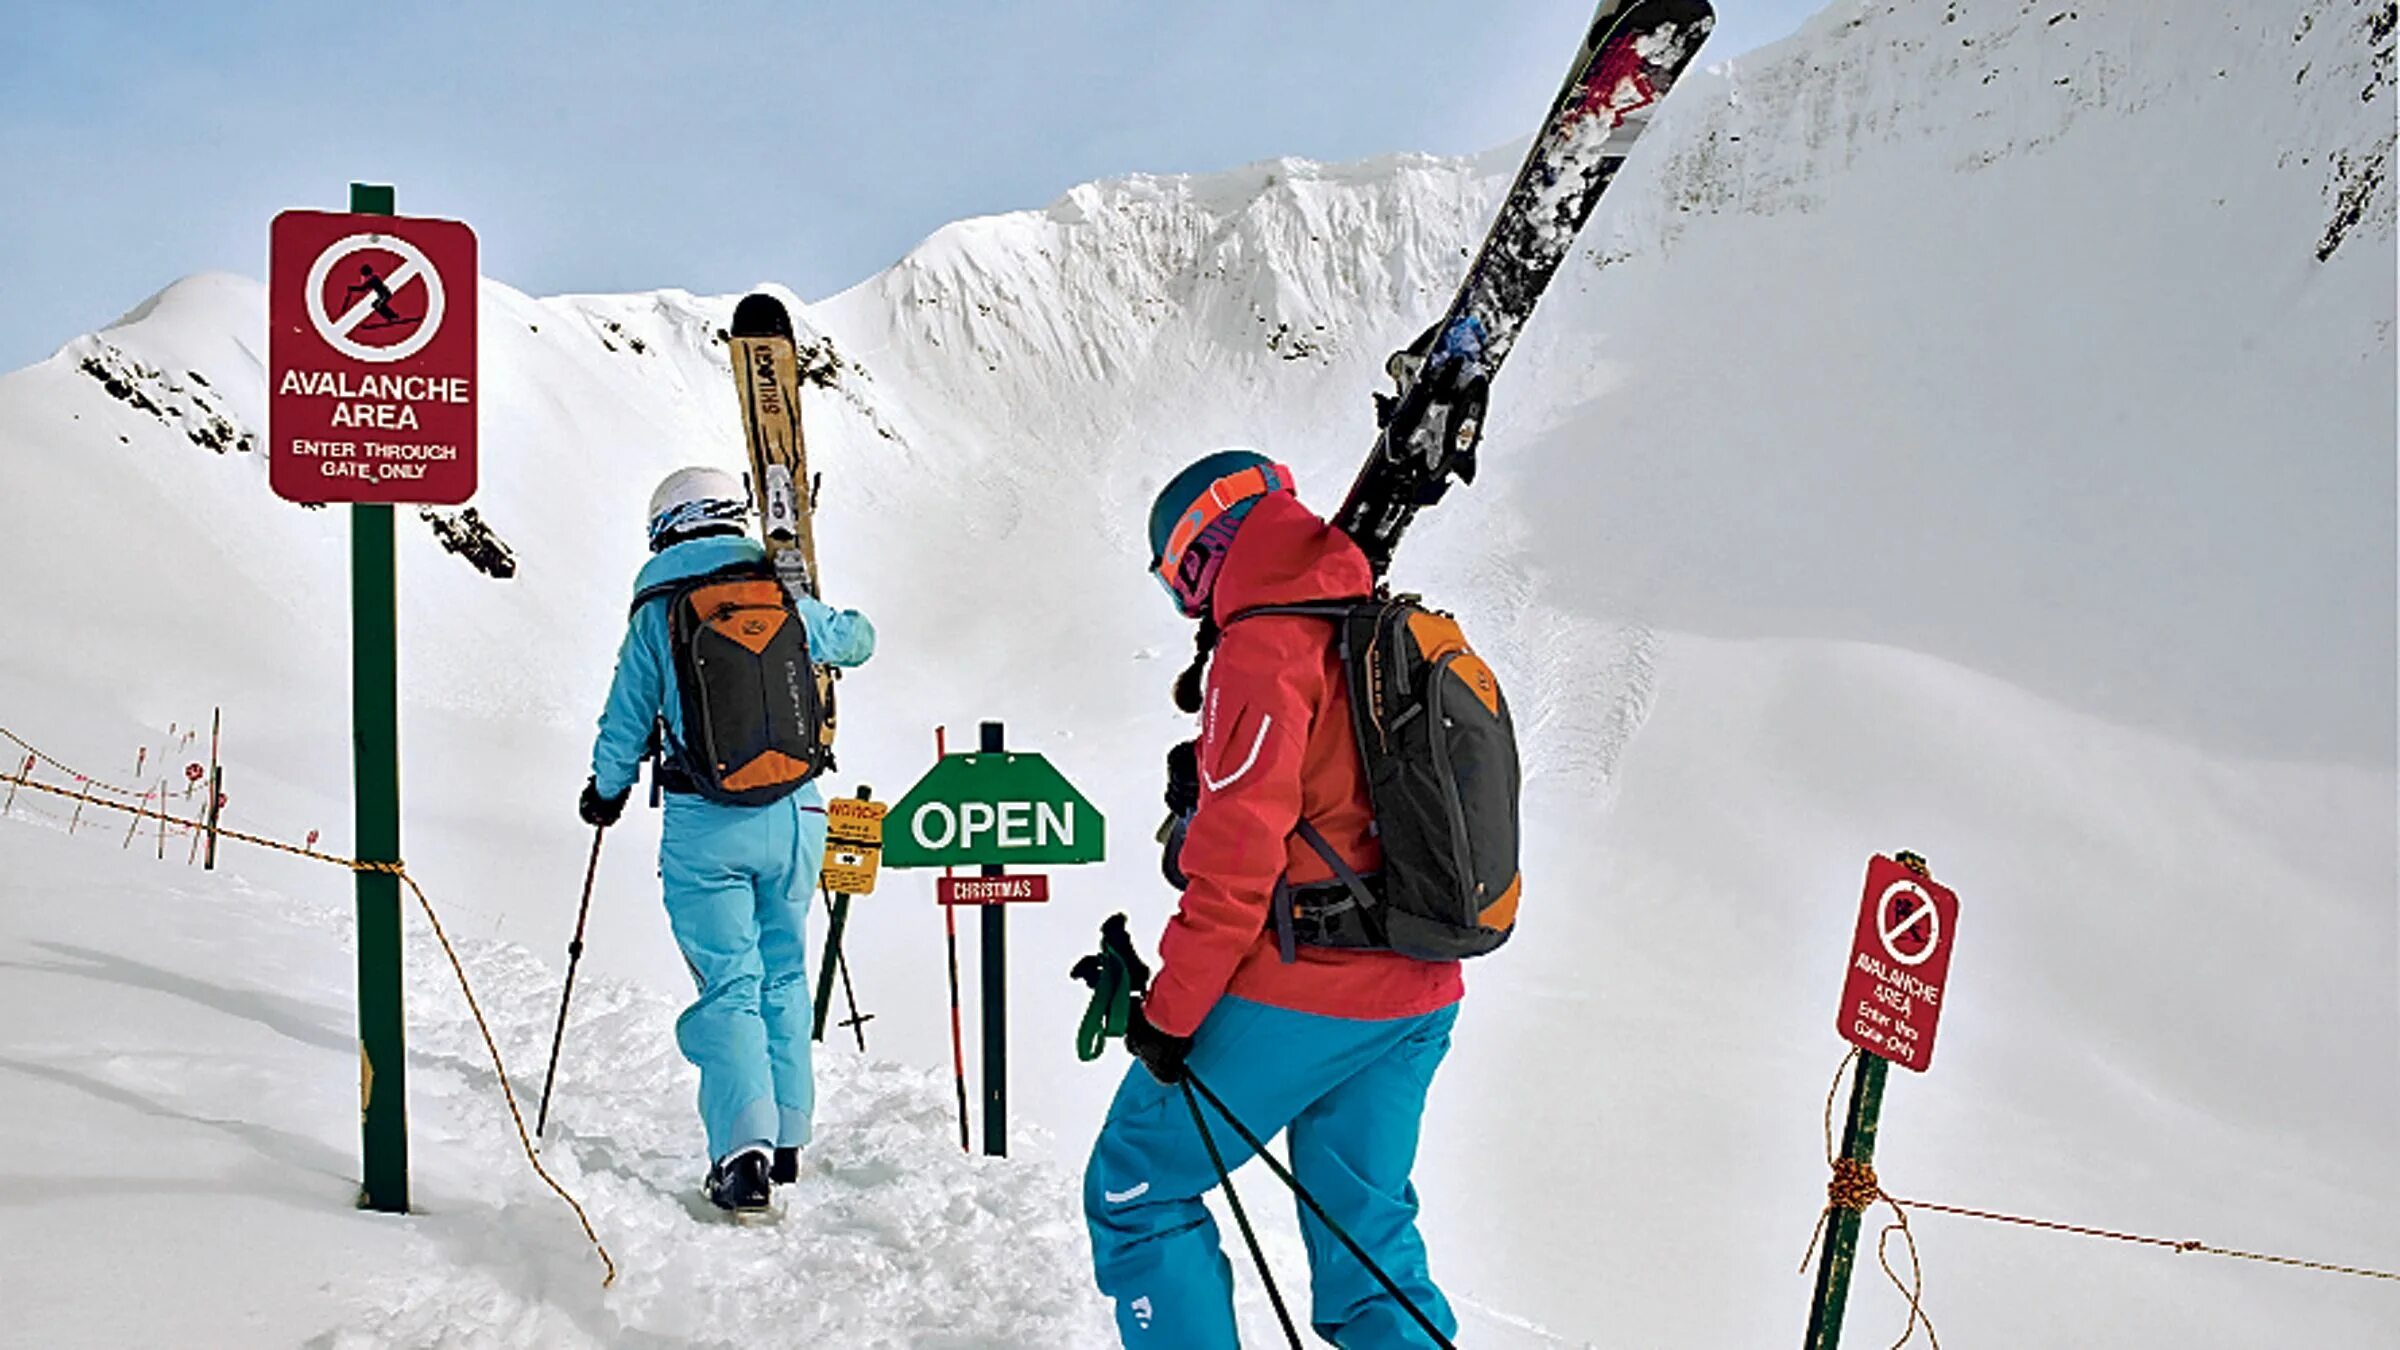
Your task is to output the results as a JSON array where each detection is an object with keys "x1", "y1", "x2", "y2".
[
  {"x1": 659, "y1": 791, "x2": 827, "y2": 1161},
  {"x1": 1084, "y1": 997, "x2": 1460, "y2": 1348}
]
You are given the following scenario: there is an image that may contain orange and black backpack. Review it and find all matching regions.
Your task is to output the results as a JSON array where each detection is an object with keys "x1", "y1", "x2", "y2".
[
  {"x1": 634, "y1": 561, "x2": 828, "y2": 806},
  {"x1": 1227, "y1": 594, "x2": 1522, "y2": 961}
]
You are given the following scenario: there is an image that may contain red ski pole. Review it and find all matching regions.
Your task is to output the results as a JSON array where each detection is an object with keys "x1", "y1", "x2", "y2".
[{"x1": 937, "y1": 725, "x2": 971, "y2": 1153}]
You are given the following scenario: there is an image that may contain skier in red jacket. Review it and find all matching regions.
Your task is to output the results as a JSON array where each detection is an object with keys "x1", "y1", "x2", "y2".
[{"x1": 1084, "y1": 449, "x2": 1462, "y2": 1348}]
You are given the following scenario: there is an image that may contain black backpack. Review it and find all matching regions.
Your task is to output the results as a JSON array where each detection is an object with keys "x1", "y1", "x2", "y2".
[
  {"x1": 1227, "y1": 595, "x2": 1522, "y2": 962},
  {"x1": 633, "y1": 561, "x2": 829, "y2": 806}
]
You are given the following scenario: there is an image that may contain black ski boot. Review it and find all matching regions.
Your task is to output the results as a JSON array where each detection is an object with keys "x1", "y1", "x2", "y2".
[
  {"x1": 705, "y1": 1146, "x2": 772, "y2": 1218},
  {"x1": 771, "y1": 1146, "x2": 801, "y2": 1186}
]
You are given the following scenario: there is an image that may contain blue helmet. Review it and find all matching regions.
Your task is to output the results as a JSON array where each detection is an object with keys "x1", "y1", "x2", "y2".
[{"x1": 1146, "y1": 449, "x2": 1295, "y2": 617}]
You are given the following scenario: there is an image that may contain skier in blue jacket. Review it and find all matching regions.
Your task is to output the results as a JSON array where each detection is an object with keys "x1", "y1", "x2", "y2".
[{"x1": 581, "y1": 465, "x2": 876, "y2": 1214}]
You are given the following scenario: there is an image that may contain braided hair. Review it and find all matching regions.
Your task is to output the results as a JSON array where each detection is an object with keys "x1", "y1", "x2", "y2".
[{"x1": 1173, "y1": 615, "x2": 1219, "y2": 714}]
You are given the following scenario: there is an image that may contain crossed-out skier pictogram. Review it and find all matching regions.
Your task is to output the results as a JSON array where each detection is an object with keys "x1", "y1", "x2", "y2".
[
  {"x1": 343, "y1": 264, "x2": 417, "y2": 333},
  {"x1": 303, "y1": 233, "x2": 448, "y2": 364},
  {"x1": 1877, "y1": 879, "x2": 1941, "y2": 967}
]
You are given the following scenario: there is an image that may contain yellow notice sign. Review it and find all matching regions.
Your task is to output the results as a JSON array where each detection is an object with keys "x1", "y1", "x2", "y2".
[{"x1": 821, "y1": 797, "x2": 887, "y2": 895}]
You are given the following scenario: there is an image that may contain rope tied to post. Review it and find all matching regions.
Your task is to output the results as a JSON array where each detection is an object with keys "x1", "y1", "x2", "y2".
[
  {"x1": 1826, "y1": 1156, "x2": 1883, "y2": 1215},
  {"x1": 1802, "y1": 1049, "x2": 1940, "y2": 1350},
  {"x1": 1801, "y1": 1050, "x2": 2399, "y2": 1349},
  {"x1": 1, "y1": 731, "x2": 618, "y2": 1287}
]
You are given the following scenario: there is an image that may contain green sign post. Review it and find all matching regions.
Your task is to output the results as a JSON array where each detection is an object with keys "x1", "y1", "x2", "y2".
[
  {"x1": 273, "y1": 180, "x2": 477, "y2": 1214},
  {"x1": 888, "y1": 727, "x2": 1105, "y2": 1157},
  {"x1": 349, "y1": 181, "x2": 408, "y2": 1215}
]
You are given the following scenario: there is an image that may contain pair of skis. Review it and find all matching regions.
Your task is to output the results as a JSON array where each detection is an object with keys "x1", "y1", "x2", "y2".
[
  {"x1": 1334, "y1": 0, "x2": 1715, "y2": 573},
  {"x1": 725, "y1": 294, "x2": 840, "y2": 763},
  {"x1": 725, "y1": 293, "x2": 876, "y2": 1057},
  {"x1": 727, "y1": 293, "x2": 824, "y2": 600}
]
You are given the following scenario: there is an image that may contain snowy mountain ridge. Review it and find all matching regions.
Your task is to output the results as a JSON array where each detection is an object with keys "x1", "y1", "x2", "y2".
[{"x1": 1629, "y1": 0, "x2": 2392, "y2": 259}]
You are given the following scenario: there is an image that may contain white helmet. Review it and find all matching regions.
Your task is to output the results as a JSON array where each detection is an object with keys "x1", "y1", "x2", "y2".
[{"x1": 646, "y1": 466, "x2": 749, "y2": 551}]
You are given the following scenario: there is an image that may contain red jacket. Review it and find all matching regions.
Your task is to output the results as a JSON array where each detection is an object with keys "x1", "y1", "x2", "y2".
[{"x1": 1142, "y1": 492, "x2": 1466, "y2": 1037}]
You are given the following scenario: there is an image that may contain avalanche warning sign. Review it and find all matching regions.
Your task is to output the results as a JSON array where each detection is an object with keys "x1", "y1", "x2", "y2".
[
  {"x1": 1837, "y1": 854, "x2": 1961, "y2": 1072},
  {"x1": 269, "y1": 209, "x2": 478, "y2": 505}
]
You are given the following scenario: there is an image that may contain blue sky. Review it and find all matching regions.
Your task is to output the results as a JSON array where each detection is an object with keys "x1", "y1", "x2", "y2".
[{"x1": 0, "y1": 1, "x2": 1821, "y2": 371}]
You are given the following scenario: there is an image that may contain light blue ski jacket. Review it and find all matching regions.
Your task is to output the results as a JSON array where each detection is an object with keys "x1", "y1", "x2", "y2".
[{"x1": 590, "y1": 533, "x2": 876, "y2": 802}]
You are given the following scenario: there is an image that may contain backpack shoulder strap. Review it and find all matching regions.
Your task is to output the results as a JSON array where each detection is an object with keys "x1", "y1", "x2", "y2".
[{"x1": 628, "y1": 558, "x2": 777, "y2": 619}]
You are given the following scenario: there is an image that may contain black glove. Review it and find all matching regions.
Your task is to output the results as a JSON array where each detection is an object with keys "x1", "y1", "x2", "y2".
[
  {"x1": 1159, "y1": 814, "x2": 1191, "y2": 890},
  {"x1": 1125, "y1": 997, "x2": 1193, "y2": 1085},
  {"x1": 578, "y1": 777, "x2": 629, "y2": 828},
  {"x1": 1163, "y1": 740, "x2": 1199, "y2": 818}
]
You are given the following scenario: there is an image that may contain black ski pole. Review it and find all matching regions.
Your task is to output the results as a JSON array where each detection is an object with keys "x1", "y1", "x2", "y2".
[
  {"x1": 834, "y1": 945, "x2": 872, "y2": 1052},
  {"x1": 1180, "y1": 1079, "x2": 1303, "y2": 1349},
  {"x1": 812, "y1": 881, "x2": 850, "y2": 1042},
  {"x1": 535, "y1": 825, "x2": 606, "y2": 1141},
  {"x1": 1185, "y1": 1068, "x2": 1457, "y2": 1350}
]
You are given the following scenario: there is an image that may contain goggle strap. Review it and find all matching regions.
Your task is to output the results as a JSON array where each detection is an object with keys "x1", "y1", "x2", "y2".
[{"x1": 1163, "y1": 463, "x2": 1296, "y2": 566}]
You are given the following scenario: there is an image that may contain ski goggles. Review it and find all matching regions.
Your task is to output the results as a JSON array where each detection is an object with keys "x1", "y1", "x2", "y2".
[
  {"x1": 1152, "y1": 462, "x2": 1296, "y2": 614},
  {"x1": 647, "y1": 496, "x2": 750, "y2": 551}
]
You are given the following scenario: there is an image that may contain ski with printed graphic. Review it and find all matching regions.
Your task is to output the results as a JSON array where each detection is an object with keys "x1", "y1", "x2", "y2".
[
  {"x1": 728, "y1": 294, "x2": 822, "y2": 598},
  {"x1": 727, "y1": 292, "x2": 839, "y2": 763},
  {"x1": 1334, "y1": 0, "x2": 1715, "y2": 574}
]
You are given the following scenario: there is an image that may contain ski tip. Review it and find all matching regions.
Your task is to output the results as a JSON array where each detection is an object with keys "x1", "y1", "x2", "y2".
[
  {"x1": 731, "y1": 292, "x2": 796, "y2": 341},
  {"x1": 1593, "y1": 0, "x2": 1716, "y2": 51}
]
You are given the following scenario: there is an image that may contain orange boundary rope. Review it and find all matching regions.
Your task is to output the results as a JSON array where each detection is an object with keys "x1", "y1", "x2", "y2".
[
  {"x1": 2, "y1": 737, "x2": 617, "y2": 1287},
  {"x1": 1885, "y1": 1197, "x2": 2400, "y2": 1283},
  {"x1": 1804, "y1": 1050, "x2": 2397, "y2": 1347},
  {"x1": 1, "y1": 727, "x2": 153, "y2": 800}
]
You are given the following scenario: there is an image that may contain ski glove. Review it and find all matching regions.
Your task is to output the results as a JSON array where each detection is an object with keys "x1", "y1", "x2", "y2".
[
  {"x1": 1124, "y1": 998, "x2": 1193, "y2": 1085},
  {"x1": 1163, "y1": 739, "x2": 1200, "y2": 817},
  {"x1": 1071, "y1": 914, "x2": 1153, "y2": 1063},
  {"x1": 1157, "y1": 739, "x2": 1200, "y2": 888},
  {"x1": 578, "y1": 777, "x2": 629, "y2": 828}
]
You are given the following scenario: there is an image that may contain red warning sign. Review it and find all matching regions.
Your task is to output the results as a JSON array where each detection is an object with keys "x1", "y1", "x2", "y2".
[
  {"x1": 1837, "y1": 855, "x2": 1961, "y2": 1073},
  {"x1": 268, "y1": 209, "x2": 477, "y2": 505}
]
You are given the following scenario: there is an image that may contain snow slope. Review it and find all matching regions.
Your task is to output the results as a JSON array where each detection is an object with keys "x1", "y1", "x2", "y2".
[
  {"x1": 0, "y1": 801, "x2": 1114, "y2": 1349},
  {"x1": 1, "y1": 0, "x2": 2393, "y2": 1345}
]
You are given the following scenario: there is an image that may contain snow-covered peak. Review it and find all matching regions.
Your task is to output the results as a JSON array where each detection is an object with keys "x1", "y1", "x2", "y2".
[
  {"x1": 844, "y1": 149, "x2": 1502, "y2": 365},
  {"x1": 813, "y1": 150, "x2": 1507, "y2": 470}
]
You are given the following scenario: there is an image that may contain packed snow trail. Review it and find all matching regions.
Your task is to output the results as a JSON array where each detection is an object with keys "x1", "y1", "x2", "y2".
[
  {"x1": 0, "y1": 788, "x2": 1584, "y2": 1347},
  {"x1": 0, "y1": 807, "x2": 1118, "y2": 1347}
]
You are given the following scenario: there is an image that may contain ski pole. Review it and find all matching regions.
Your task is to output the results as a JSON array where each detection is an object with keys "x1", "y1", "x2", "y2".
[
  {"x1": 1180, "y1": 1079, "x2": 1303, "y2": 1348},
  {"x1": 812, "y1": 882, "x2": 847, "y2": 1041},
  {"x1": 943, "y1": 896, "x2": 971, "y2": 1151},
  {"x1": 535, "y1": 825, "x2": 607, "y2": 1141},
  {"x1": 834, "y1": 946, "x2": 872, "y2": 1052},
  {"x1": 936, "y1": 727, "x2": 971, "y2": 1152},
  {"x1": 1185, "y1": 1068, "x2": 1457, "y2": 1350}
]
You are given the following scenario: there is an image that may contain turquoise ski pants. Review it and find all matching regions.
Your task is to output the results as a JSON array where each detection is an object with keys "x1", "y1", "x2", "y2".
[
  {"x1": 1084, "y1": 997, "x2": 1460, "y2": 1348},
  {"x1": 659, "y1": 791, "x2": 826, "y2": 1161}
]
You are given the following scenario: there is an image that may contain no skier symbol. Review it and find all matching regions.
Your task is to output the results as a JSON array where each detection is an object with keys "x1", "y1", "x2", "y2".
[
  {"x1": 1837, "y1": 854, "x2": 1961, "y2": 1071},
  {"x1": 306, "y1": 234, "x2": 446, "y2": 363},
  {"x1": 1875, "y1": 879, "x2": 1941, "y2": 967}
]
